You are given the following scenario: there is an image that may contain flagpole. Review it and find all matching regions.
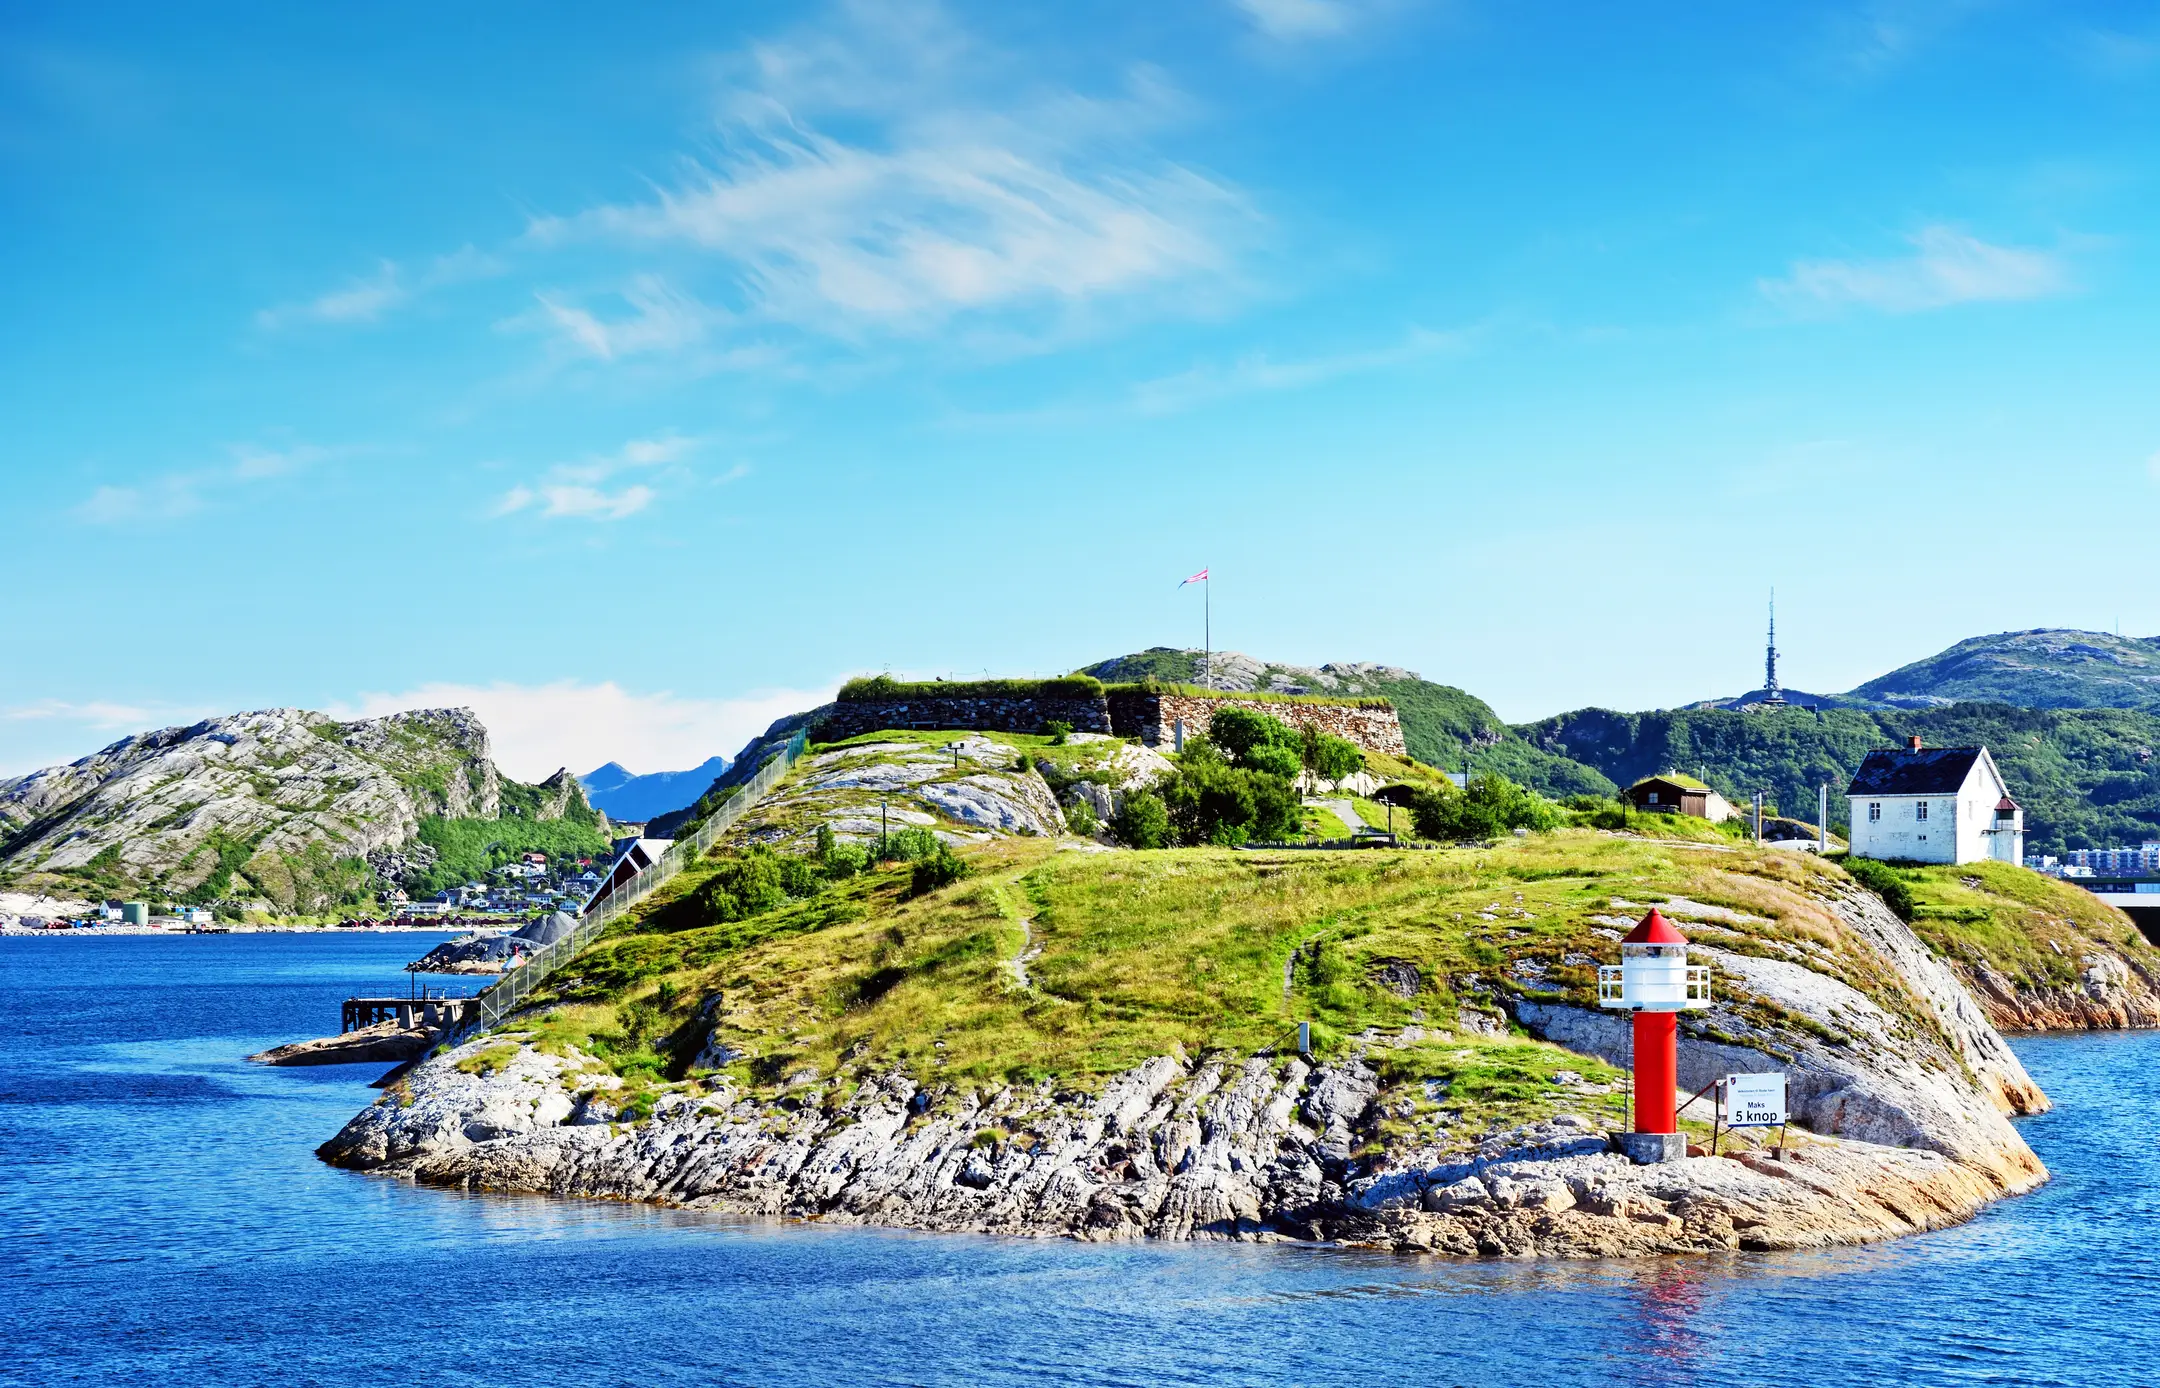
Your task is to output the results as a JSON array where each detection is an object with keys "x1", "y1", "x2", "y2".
[{"x1": 1204, "y1": 573, "x2": 1211, "y2": 691}]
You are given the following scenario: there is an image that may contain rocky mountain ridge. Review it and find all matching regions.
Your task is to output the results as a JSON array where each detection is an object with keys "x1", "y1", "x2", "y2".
[{"x1": 0, "y1": 706, "x2": 582, "y2": 912}]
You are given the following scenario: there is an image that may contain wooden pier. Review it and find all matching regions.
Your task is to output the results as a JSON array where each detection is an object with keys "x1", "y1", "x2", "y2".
[{"x1": 341, "y1": 993, "x2": 477, "y2": 1034}]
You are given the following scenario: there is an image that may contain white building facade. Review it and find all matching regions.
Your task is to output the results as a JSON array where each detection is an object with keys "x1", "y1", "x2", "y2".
[{"x1": 1846, "y1": 740, "x2": 2024, "y2": 866}]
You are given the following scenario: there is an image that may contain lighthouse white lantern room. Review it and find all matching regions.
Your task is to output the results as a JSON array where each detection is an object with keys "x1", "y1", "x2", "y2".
[{"x1": 1598, "y1": 908, "x2": 1711, "y2": 1162}]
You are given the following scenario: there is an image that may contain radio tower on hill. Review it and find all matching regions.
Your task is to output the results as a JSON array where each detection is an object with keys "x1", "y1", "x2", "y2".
[{"x1": 1763, "y1": 589, "x2": 1787, "y2": 707}]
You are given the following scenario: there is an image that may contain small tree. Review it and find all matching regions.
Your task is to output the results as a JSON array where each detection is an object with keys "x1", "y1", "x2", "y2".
[
  {"x1": 1302, "y1": 724, "x2": 1365, "y2": 782},
  {"x1": 1410, "y1": 774, "x2": 1557, "y2": 840},
  {"x1": 1205, "y1": 707, "x2": 1303, "y2": 779},
  {"x1": 1112, "y1": 790, "x2": 1171, "y2": 848}
]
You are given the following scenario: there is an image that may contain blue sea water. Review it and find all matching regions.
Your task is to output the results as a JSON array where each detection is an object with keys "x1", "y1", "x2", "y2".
[{"x1": 4, "y1": 934, "x2": 2160, "y2": 1388}]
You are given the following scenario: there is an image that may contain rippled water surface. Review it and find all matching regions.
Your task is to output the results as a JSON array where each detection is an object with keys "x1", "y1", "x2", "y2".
[{"x1": 5, "y1": 934, "x2": 2159, "y2": 1387}]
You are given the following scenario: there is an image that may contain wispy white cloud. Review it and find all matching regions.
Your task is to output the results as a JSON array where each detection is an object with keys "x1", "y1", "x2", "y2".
[
  {"x1": 1821, "y1": 0, "x2": 1991, "y2": 76},
  {"x1": 524, "y1": 1, "x2": 1248, "y2": 348},
  {"x1": 1230, "y1": 0, "x2": 1395, "y2": 42},
  {"x1": 74, "y1": 442, "x2": 339, "y2": 525},
  {"x1": 256, "y1": 246, "x2": 502, "y2": 330},
  {"x1": 1130, "y1": 325, "x2": 1471, "y2": 414},
  {"x1": 491, "y1": 434, "x2": 697, "y2": 522},
  {"x1": 2, "y1": 698, "x2": 164, "y2": 729},
  {"x1": 332, "y1": 679, "x2": 837, "y2": 782},
  {"x1": 493, "y1": 482, "x2": 657, "y2": 521},
  {"x1": 0, "y1": 699, "x2": 222, "y2": 776},
  {"x1": 522, "y1": 275, "x2": 721, "y2": 360},
  {"x1": 1759, "y1": 226, "x2": 2070, "y2": 315}
]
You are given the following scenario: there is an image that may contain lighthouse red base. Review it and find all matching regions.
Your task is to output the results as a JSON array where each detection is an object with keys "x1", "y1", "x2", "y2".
[{"x1": 1632, "y1": 1011, "x2": 1677, "y2": 1134}]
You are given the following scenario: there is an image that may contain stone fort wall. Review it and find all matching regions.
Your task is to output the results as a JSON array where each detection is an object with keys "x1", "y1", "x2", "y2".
[
  {"x1": 1105, "y1": 690, "x2": 1406, "y2": 758},
  {"x1": 812, "y1": 695, "x2": 1113, "y2": 744}
]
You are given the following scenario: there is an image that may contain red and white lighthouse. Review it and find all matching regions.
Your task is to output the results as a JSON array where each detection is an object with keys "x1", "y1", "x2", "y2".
[{"x1": 1597, "y1": 908, "x2": 1710, "y2": 1162}]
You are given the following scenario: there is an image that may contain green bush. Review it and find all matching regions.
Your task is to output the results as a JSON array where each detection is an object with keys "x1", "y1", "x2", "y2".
[
  {"x1": 1302, "y1": 724, "x2": 1365, "y2": 782},
  {"x1": 1410, "y1": 774, "x2": 1559, "y2": 841},
  {"x1": 1841, "y1": 856, "x2": 1916, "y2": 921},
  {"x1": 1160, "y1": 744, "x2": 1302, "y2": 846},
  {"x1": 1066, "y1": 797, "x2": 1099, "y2": 837},
  {"x1": 815, "y1": 824, "x2": 870, "y2": 879},
  {"x1": 1206, "y1": 707, "x2": 1305, "y2": 780},
  {"x1": 1112, "y1": 790, "x2": 1171, "y2": 848},
  {"x1": 874, "y1": 827, "x2": 941, "y2": 863},
  {"x1": 695, "y1": 848, "x2": 822, "y2": 923},
  {"x1": 1044, "y1": 720, "x2": 1073, "y2": 745},
  {"x1": 908, "y1": 845, "x2": 972, "y2": 897}
]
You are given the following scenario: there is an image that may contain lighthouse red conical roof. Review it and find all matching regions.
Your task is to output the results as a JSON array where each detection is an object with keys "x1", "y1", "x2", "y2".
[{"x1": 1622, "y1": 907, "x2": 1687, "y2": 945}]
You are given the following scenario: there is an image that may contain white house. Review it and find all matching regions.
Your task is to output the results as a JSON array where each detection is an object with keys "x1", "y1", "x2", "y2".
[{"x1": 1846, "y1": 737, "x2": 2024, "y2": 866}]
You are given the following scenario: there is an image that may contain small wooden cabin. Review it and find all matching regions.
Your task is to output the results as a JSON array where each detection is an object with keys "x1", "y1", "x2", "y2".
[{"x1": 1624, "y1": 773, "x2": 1735, "y2": 823}]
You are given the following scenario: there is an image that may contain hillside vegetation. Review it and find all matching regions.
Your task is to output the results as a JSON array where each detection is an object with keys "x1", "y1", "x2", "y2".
[
  {"x1": 1516, "y1": 702, "x2": 2160, "y2": 855},
  {"x1": 1844, "y1": 629, "x2": 2160, "y2": 711},
  {"x1": 499, "y1": 728, "x2": 2082, "y2": 1154},
  {"x1": 1836, "y1": 856, "x2": 2160, "y2": 1030}
]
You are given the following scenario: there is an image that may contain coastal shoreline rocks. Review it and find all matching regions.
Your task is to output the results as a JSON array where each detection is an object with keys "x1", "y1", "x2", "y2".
[
  {"x1": 251, "y1": 1021, "x2": 434, "y2": 1066},
  {"x1": 320, "y1": 1034, "x2": 2045, "y2": 1260}
]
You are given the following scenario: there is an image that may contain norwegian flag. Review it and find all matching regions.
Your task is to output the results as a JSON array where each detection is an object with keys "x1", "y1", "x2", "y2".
[{"x1": 1178, "y1": 567, "x2": 1209, "y2": 587}]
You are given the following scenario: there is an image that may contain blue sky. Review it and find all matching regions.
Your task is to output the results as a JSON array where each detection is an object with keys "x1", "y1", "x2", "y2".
[{"x1": 5, "y1": 1, "x2": 2158, "y2": 778}]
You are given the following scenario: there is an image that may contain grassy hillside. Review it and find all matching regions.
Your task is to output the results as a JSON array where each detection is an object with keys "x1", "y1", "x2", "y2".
[
  {"x1": 1081, "y1": 648, "x2": 1614, "y2": 799},
  {"x1": 1515, "y1": 702, "x2": 2160, "y2": 856},
  {"x1": 1845, "y1": 629, "x2": 2160, "y2": 711},
  {"x1": 501, "y1": 779, "x2": 2047, "y2": 1152}
]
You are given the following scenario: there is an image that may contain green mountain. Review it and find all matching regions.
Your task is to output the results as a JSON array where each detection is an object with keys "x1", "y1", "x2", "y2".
[
  {"x1": 0, "y1": 707, "x2": 608, "y2": 914},
  {"x1": 1838, "y1": 629, "x2": 2160, "y2": 711},
  {"x1": 1513, "y1": 701, "x2": 2160, "y2": 856},
  {"x1": 1079, "y1": 648, "x2": 1614, "y2": 797}
]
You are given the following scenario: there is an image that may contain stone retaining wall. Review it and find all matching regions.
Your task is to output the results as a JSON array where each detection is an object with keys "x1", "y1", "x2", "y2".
[
  {"x1": 814, "y1": 695, "x2": 1113, "y2": 743},
  {"x1": 1105, "y1": 691, "x2": 1407, "y2": 757}
]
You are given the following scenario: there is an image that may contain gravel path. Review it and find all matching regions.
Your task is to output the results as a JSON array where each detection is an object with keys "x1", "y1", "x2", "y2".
[
  {"x1": 1005, "y1": 915, "x2": 1041, "y2": 989},
  {"x1": 1320, "y1": 798, "x2": 1364, "y2": 833}
]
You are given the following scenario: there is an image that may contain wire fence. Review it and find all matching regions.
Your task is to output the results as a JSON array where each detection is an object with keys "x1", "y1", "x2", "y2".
[{"x1": 436, "y1": 729, "x2": 808, "y2": 1049}]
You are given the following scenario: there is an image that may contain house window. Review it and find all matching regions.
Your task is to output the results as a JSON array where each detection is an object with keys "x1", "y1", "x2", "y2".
[
  {"x1": 1916, "y1": 801, "x2": 1929, "y2": 822},
  {"x1": 1647, "y1": 791, "x2": 1659, "y2": 804},
  {"x1": 1868, "y1": 803, "x2": 1881, "y2": 822}
]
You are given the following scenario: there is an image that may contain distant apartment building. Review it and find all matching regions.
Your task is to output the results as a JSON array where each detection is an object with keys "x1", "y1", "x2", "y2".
[{"x1": 2058, "y1": 842, "x2": 2160, "y2": 875}]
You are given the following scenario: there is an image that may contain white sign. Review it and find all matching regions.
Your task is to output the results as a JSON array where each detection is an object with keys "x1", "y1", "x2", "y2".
[{"x1": 1724, "y1": 1072, "x2": 1787, "y2": 1127}]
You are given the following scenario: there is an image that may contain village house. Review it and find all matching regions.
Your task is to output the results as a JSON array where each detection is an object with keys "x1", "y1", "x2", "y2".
[
  {"x1": 1623, "y1": 772, "x2": 1735, "y2": 823},
  {"x1": 1846, "y1": 737, "x2": 2024, "y2": 866}
]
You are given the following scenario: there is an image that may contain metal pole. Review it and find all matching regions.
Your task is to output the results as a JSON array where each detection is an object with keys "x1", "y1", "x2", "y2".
[
  {"x1": 1204, "y1": 574, "x2": 1211, "y2": 690},
  {"x1": 1819, "y1": 783, "x2": 1829, "y2": 853}
]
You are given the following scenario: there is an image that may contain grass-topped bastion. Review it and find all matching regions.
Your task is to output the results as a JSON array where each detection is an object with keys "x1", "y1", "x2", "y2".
[{"x1": 813, "y1": 673, "x2": 1406, "y2": 758}]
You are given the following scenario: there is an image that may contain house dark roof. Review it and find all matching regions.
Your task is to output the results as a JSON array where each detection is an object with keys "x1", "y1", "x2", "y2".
[
  {"x1": 1628, "y1": 772, "x2": 1711, "y2": 793},
  {"x1": 1847, "y1": 746, "x2": 1986, "y2": 796}
]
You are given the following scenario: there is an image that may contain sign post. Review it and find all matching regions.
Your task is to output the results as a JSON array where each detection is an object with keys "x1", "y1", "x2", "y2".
[{"x1": 1718, "y1": 1072, "x2": 1789, "y2": 1158}]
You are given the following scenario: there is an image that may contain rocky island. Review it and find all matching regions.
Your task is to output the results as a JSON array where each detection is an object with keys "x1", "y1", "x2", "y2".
[{"x1": 317, "y1": 700, "x2": 2115, "y2": 1258}]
